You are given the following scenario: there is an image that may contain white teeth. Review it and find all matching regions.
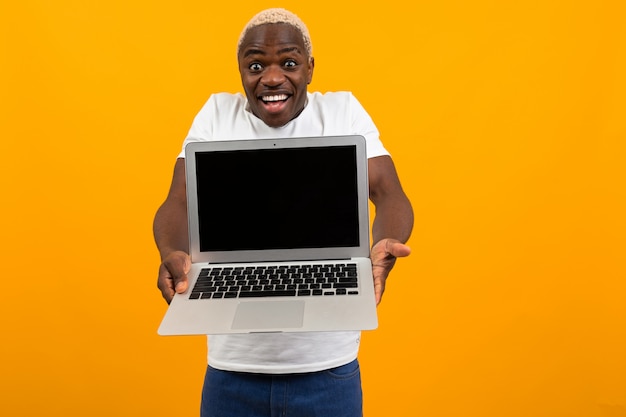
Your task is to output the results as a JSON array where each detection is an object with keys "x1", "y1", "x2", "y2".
[{"x1": 262, "y1": 94, "x2": 288, "y2": 102}]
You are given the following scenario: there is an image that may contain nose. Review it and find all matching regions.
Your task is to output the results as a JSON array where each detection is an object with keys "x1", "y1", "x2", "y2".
[{"x1": 261, "y1": 65, "x2": 285, "y2": 87}]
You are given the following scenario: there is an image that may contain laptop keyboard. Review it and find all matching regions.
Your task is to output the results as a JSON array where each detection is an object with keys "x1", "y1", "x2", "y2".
[{"x1": 189, "y1": 263, "x2": 359, "y2": 300}]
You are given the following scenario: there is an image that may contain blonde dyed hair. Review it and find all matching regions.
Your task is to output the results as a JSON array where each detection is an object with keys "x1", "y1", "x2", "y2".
[{"x1": 237, "y1": 8, "x2": 313, "y2": 56}]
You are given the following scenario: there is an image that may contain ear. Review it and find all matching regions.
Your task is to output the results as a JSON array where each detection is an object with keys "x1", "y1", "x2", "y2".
[{"x1": 307, "y1": 57, "x2": 315, "y2": 84}]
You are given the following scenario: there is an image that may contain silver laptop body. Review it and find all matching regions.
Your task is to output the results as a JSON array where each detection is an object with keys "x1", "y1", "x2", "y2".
[{"x1": 158, "y1": 135, "x2": 378, "y2": 335}]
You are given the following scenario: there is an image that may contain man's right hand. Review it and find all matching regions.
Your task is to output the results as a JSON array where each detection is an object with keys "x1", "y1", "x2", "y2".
[{"x1": 157, "y1": 250, "x2": 191, "y2": 304}]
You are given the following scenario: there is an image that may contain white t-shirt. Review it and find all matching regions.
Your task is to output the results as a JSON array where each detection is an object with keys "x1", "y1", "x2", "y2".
[{"x1": 180, "y1": 91, "x2": 389, "y2": 374}]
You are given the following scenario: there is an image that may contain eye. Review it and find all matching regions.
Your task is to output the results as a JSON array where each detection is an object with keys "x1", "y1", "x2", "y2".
[
  {"x1": 284, "y1": 59, "x2": 297, "y2": 68},
  {"x1": 249, "y1": 62, "x2": 263, "y2": 72}
]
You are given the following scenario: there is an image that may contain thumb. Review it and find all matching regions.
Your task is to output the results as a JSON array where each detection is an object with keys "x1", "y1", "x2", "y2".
[
  {"x1": 388, "y1": 241, "x2": 411, "y2": 258},
  {"x1": 375, "y1": 238, "x2": 411, "y2": 259}
]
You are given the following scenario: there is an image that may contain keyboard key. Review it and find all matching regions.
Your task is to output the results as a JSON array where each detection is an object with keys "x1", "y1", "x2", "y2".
[
  {"x1": 239, "y1": 290, "x2": 296, "y2": 298},
  {"x1": 334, "y1": 282, "x2": 358, "y2": 289}
]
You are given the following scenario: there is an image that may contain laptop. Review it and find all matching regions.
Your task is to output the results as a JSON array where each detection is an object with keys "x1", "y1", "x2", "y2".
[{"x1": 157, "y1": 135, "x2": 378, "y2": 335}]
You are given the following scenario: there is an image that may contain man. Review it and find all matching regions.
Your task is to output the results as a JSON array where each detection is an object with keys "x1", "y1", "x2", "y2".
[{"x1": 154, "y1": 8, "x2": 413, "y2": 417}]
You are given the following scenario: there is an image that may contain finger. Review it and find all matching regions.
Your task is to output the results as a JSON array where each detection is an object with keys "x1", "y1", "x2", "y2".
[
  {"x1": 157, "y1": 265, "x2": 176, "y2": 304},
  {"x1": 374, "y1": 276, "x2": 385, "y2": 305},
  {"x1": 372, "y1": 261, "x2": 390, "y2": 306},
  {"x1": 170, "y1": 254, "x2": 190, "y2": 294},
  {"x1": 157, "y1": 252, "x2": 191, "y2": 303},
  {"x1": 162, "y1": 287, "x2": 175, "y2": 304}
]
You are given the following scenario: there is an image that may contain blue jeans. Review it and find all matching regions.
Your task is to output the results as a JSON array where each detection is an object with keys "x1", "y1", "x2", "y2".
[{"x1": 200, "y1": 359, "x2": 363, "y2": 417}]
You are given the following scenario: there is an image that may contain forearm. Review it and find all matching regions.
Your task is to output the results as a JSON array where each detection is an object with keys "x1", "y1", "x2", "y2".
[
  {"x1": 371, "y1": 195, "x2": 414, "y2": 245},
  {"x1": 368, "y1": 155, "x2": 414, "y2": 245},
  {"x1": 153, "y1": 199, "x2": 189, "y2": 260},
  {"x1": 153, "y1": 158, "x2": 190, "y2": 260}
]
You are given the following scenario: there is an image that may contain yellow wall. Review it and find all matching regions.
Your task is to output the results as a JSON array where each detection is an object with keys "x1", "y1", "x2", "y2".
[{"x1": 1, "y1": 1, "x2": 625, "y2": 416}]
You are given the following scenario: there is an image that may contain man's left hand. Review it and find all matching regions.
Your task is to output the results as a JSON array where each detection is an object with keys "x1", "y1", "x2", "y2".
[{"x1": 371, "y1": 238, "x2": 411, "y2": 305}]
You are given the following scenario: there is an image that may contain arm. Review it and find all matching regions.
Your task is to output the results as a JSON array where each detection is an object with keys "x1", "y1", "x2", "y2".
[
  {"x1": 153, "y1": 158, "x2": 191, "y2": 303},
  {"x1": 368, "y1": 155, "x2": 414, "y2": 305}
]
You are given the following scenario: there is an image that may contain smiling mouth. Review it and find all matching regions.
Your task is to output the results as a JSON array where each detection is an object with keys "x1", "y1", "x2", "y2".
[{"x1": 260, "y1": 94, "x2": 289, "y2": 103}]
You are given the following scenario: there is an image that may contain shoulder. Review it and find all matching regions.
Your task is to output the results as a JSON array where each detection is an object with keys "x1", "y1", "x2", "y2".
[
  {"x1": 306, "y1": 91, "x2": 363, "y2": 114},
  {"x1": 194, "y1": 93, "x2": 248, "y2": 122},
  {"x1": 308, "y1": 91, "x2": 354, "y2": 105},
  {"x1": 307, "y1": 91, "x2": 368, "y2": 112},
  {"x1": 205, "y1": 92, "x2": 247, "y2": 108}
]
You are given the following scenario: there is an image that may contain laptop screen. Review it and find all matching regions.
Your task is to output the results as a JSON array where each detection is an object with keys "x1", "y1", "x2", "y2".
[{"x1": 194, "y1": 145, "x2": 360, "y2": 252}]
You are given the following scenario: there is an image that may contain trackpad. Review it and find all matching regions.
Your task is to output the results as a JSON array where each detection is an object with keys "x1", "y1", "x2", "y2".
[{"x1": 232, "y1": 300, "x2": 305, "y2": 330}]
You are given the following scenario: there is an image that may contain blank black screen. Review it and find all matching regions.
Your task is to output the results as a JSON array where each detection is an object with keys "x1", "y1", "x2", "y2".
[{"x1": 195, "y1": 145, "x2": 360, "y2": 252}]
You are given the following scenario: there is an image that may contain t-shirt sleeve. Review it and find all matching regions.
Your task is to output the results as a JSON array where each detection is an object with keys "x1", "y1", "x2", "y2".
[
  {"x1": 177, "y1": 95, "x2": 217, "y2": 158},
  {"x1": 348, "y1": 93, "x2": 390, "y2": 159}
]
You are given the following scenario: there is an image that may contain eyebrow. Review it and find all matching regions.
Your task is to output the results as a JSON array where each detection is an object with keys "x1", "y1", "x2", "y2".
[
  {"x1": 242, "y1": 46, "x2": 302, "y2": 59},
  {"x1": 278, "y1": 46, "x2": 300, "y2": 55},
  {"x1": 243, "y1": 49, "x2": 266, "y2": 58}
]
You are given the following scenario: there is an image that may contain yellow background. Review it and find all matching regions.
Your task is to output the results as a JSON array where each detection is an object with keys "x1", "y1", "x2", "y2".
[{"x1": 1, "y1": 0, "x2": 625, "y2": 416}]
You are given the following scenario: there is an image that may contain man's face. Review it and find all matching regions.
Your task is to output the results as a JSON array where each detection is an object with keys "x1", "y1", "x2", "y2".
[{"x1": 238, "y1": 23, "x2": 314, "y2": 128}]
